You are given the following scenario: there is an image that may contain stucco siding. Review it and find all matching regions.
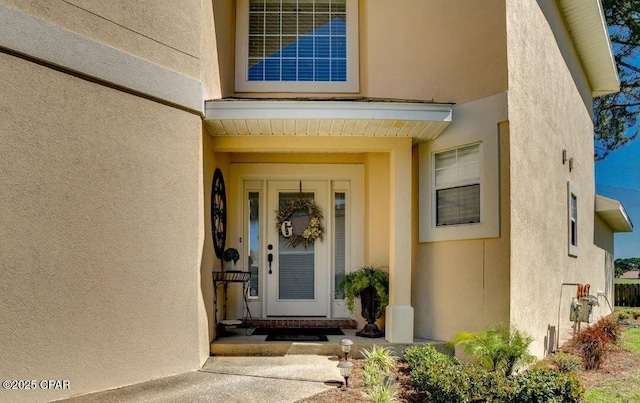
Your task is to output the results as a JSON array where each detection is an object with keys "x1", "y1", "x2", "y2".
[
  {"x1": 211, "y1": 0, "x2": 236, "y2": 98},
  {"x1": 506, "y1": 0, "x2": 610, "y2": 357},
  {"x1": 536, "y1": 0, "x2": 593, "y2": 111},
  {"x1": 202, "y1": 0, "x2": 223, "y2": 100},
  {"x1": 223, "y1": 0, "x2": 508, "y2": 102},
  {"x1": 364, "y1": 0, "x2": 508, "y2": 104},
  {"x1": 0, "y1": 53, "x2": 205, "y2": 402},
  {"x1": 413, "y1": 98, "x2": 511, "y2": 342},
  {"x1": 594, "y1": 214, "x2": 614, "y2": 252},
  {"x1": 3, "y1": 0, "x2": 202, "y2": 80}
]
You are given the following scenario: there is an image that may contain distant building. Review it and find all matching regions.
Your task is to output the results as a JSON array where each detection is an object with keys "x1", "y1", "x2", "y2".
[{"x1": 620, "y1": 271, "x2": 640, "y2": 279}]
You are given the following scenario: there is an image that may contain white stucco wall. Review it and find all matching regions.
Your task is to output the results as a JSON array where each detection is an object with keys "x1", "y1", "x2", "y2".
[
  {"x1": 0, "y1": 52, "x2": 205, "y2": 402},
  {"x1": 506, "y1": 0, "x2": 612, "y2": 357}
]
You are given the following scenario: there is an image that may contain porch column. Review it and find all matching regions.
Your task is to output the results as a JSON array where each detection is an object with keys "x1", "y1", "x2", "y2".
[{"x1": 385, "y1": 141, "x2": 414, "y2": 343}]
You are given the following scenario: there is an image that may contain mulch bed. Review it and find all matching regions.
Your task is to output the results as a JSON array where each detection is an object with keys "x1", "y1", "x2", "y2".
[
  {"x1": 297, "y1": 359, "x2": 423, "y2": 403},
  {"x1": 301, "y1": 317, "x2": 640, "y2": 402}
]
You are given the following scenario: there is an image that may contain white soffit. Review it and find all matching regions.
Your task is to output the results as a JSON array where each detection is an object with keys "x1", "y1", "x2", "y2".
[
  {"x1": 558, "y1": 0, "x2": 620, "y2": 96},
  {"x1": 204, "y1": 99, "x2": 453, "y2": 141},
  {"x1": 595, "y1": 194, "x2": 633, "y2": 232}
]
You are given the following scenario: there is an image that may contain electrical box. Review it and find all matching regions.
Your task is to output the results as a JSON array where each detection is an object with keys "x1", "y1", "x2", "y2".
[{"x1": 569, "y1": 297, "x2": 598, "y2": 323}]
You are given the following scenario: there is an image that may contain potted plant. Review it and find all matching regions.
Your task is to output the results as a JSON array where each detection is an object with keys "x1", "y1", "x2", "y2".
[
  {"x1": 222, "y1": 247, "x2": 240, "y2": 270},
  {"x1": 339, "y1": 266, "x2": 389, "y2": 338}
]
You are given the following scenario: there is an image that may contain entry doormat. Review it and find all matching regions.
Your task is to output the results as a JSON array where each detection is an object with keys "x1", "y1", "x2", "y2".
[{"x1": 253, "y1": 327, "x2": 344, "y2": 342}]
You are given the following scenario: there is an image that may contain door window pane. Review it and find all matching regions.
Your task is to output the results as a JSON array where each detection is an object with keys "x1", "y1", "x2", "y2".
[
  {"x1": 334, "y1": 192, "x2": 346, "y2": 299},
  {"x1": 278, "y1": 192, "x2": 315, "y2": 300},
  {"x1": 248, "y1": 192, "x2": 260, "y2": 298}
]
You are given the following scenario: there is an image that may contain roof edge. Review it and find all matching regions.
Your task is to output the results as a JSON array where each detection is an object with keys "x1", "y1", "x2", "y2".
[
  {"x1": 558, "y1": 0, "x2": 620, "y2": 97},
  {"x1": 595, "y1": 194, "x2": 633, "y2": 232}
]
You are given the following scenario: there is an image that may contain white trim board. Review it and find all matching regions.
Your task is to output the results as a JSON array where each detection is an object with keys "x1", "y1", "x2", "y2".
[
  {"x1": 595, "y1": 194, "x2": 633, "y2": 233},
  {"x1": 0, "y1": 3, "x2": 204, "y2": 113},
  {"x1": 206, "y1": 100, "x2": 453, "y2": 121},
  {"x1": 205, "y1": 100, "x2": 453, "y2": 141}
]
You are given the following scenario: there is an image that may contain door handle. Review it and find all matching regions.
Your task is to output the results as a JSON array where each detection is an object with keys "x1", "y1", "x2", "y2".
[{"x1": 267, "y1": 244, "x2": 273, "y2": 274}]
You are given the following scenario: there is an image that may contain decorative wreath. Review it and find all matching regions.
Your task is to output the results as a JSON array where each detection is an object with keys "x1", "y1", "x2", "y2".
[{"x1": 275, "y1": 198, "x2": 324, "y2": 247}]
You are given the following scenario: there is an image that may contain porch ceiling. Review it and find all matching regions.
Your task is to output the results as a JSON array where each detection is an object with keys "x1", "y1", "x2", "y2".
[
  {"x1": 595, "y1": 194, "x2": 633, "y2": 233},
  {"x1": 204, "y1": 98, "x2": 453, "y2": 142}
]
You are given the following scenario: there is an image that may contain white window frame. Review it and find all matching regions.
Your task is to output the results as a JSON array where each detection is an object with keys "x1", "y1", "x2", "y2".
[
  {"x1": 433, "y1": 143, "x2": 481, "y2": 227},
  {"x1": 332, "y1": 181, "x2": 351, "y2": 318},
  {"x1": 235, "y1": 0, "x2": 360, "y2": 93},
  {"x1": 418, "y1": 93, "x2": 505, "y2": 243},
  {"x1": 568, "y1": 182, "x2": 579, "y2": 257},
  {"x1": 245, "y1": 186, "x2": 262, "y2": 300}
]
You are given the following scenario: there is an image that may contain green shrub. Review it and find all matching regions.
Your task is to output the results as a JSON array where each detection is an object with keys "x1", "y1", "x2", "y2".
[
  {"x1": 405, "y1": 344, "x2": 584, "y2": 403},
  {"x1": 618, "y1": 310, "x2": 631, "y2": 320},
  {"x1": 548, "y1": 351, "x2": 582, "y2": 373},
  {"x1": 362, "y1": 345, "x2": 398, "y2": 374},
  {"x1": 361, "y1": 345, "x2": 400, "y2": 402},
  {"x1": 449, "y1": 324, "x2": 535, "y2": 376},
  {"x1": 362, "y1": 364, "x2": 383, "y2": 389},
  {"x1": 405, "y1": 342, "x2": 458, "y2": 368},
  {"x1": 405, "y1": 344, "x2": 515, "y2": 402},
  {"x1": 362, "y1": 382, "x2": 400, "y2": 403},
  {"x1": 513, "y1": 370, "x2": 584, "y2": 403},
  {"x1": 406, "y1": 344, "x2": 475, "y2": 402}
]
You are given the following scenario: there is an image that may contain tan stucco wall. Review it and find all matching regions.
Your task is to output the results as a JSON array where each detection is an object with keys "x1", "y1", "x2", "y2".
[
  {"x1": 202, "y1": 0, "x2": 223, "y2": 99},
  {"x1": 536, "y1": 0, "x2": 593, "y2": 111},
  {"x1": 364, "y1": 0, "x2": 508, "y2": 104},
  {"x1": 413, "y1": 116, "x2": 511, "y2": 342},
  {"x1": 594, "y1": 215, "x2": 616, "y2": 313},
  {"x1": 201, "y1": 128, "x2": 218, "y2": 347},
  {"x1": 219, "y1": 0, "x2": 507, "y2": 102},
  {"x1": 594, "y1": 214, "x2": 614, "y2": 253},
  {"x1": 365, "y1": 153, "x2": 391, "y2": 266},
  {"x1": 212, "y1": 0, "x2": 236, "y2": 98},
  {"x1": 0, "y1": 53, "x2": 206, "y2": 402},
  {"x1": 4, "y1": 0, "x2": 203, "y2": 80},
  {"x1": 506, "y1": 0, "x2": 611, "y2": 357}
]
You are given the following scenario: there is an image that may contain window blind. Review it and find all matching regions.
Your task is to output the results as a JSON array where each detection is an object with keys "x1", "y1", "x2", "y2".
[
  {"x1": 248, "y1": 0, "x2": 347, "y2": 82},
  {"x1": 434, "y1": 144, "x2": 481, "y2": 226},
  {"x1": 278, "y1": 192, "x2": 315, "y2": 300}
]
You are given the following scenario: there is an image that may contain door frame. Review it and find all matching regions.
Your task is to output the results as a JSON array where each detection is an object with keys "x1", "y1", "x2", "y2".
[{"x1": 229, "y1": 163, "x2": 365, "y2": 319}]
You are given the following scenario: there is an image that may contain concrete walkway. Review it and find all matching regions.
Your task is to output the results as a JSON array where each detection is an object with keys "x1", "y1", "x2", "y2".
[{"x1": 57, "y1": 355, "x2": 343, "y2": 403}]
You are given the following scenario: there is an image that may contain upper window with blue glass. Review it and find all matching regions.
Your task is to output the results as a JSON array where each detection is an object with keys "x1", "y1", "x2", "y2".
[
  {"x1": 248, "y1": 0, "x2": 346, "y2": 82},
  {"x1": 236, "y1": 0, "x2": 359, "y2": 92}
]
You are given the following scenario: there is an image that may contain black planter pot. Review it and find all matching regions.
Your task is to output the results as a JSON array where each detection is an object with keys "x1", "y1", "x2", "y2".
[{"x1": 355, "y1": 286, "x2": 384, "y2": 338}]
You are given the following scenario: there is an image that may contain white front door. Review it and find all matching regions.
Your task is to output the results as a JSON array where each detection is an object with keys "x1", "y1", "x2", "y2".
[{"x1": 266, "y1": 181, "x2": 329, "y2": 316}]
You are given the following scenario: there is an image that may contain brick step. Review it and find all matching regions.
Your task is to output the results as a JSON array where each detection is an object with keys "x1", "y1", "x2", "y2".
[
  {"x1": 210, "y1": 327, "x2": 453, "y2": 358},
  {"x1": 243, "y1": 318, "x2": 358, "y2": 329}
]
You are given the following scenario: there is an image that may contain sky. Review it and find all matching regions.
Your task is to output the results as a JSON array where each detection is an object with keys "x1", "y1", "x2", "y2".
[{"x1": 595, "y1": 139, "x2": 640, "y2": 259}]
